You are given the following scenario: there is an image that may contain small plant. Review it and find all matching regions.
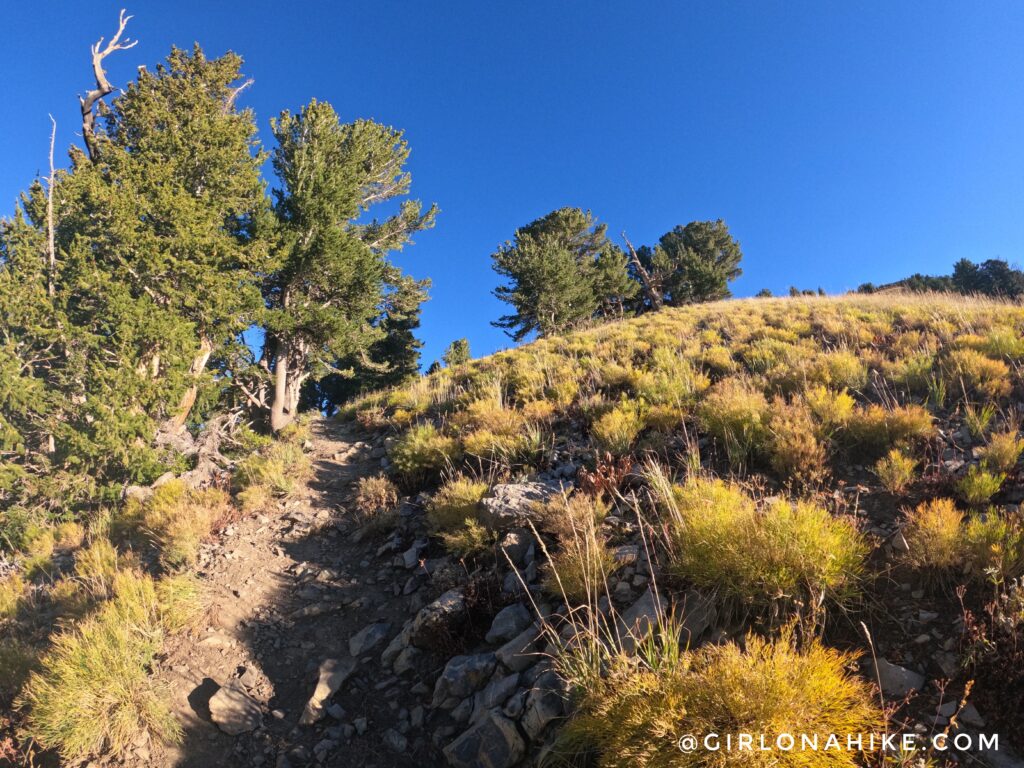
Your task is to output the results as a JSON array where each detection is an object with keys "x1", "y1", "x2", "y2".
[
  {"x1": 844, "y1": 403, "x2": 935, "y2": 459},
  {"x1": 957, "y1": 465, "x2": 1005, "y2": 506},
  {"x1": 591, "y1": 400, "x2": 646, "y2": 456},
  {"x1": 74, "y1": 538, "x2": 121, "y2": 600},
  {"x1": 944, "y1": 348, "x2": 1012, "y2": 399},
  {"x1": 697, "y1": 377, "x2": 769, "y2": 467},
  {"x1": 963, "y1": 510, "x2": 1024, "y2": 584},
  {"x1": 980, "y1": 429, "x2": 1024, "y2": 474},
  {"x1": 656, "y1": 476, "x2": 866, "y2": 613},
  {"x1": 963, "y1": 402, "x2": 997, "y2": 440},
  {"x1": 427, "y1": 476, "x2": 489, "y2": 533},
  {"x1": 540, "y1": 494, "x2": 618, "y2": 603},
  {"x1": 874, "y1": 448, "x2": 917, "y2": 493},
  {"x1": 234, "y1": 440, "x2": 312, "y2": 498},
  {"x1": 557, "y1": 628, "x2": 882, "y2": 768},
  {"x1": 354, "y1": 475, "x2": 400, "y2": 523},
  {"x1": 389, "y1": 423, "x2": 460, "y2": 484},
  {"x1": 18, "y1": 570, "x2": 195, "y2": 760},
  {"x1": 804, "y1": 385, "x2": 855, "y2": 433},
  {"x1": 0, "y1": 572, "x2": 26, "y2": 619},
  {"x1": 901, "y1": 498, "x2": 963, "y2": 569},
  {"x1": 767, "y1": 397, "x2": 827, "y2": 485}
]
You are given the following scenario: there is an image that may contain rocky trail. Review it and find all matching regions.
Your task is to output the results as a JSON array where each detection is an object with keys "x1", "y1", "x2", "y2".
[{"x1": 148, "y1": 418, "x2": 560, "y2": 768}]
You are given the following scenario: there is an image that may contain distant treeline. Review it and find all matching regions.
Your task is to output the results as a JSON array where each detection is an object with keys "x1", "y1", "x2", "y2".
[{"x1": 857, "y1": 258, "x2": 1024, "y2": 299}]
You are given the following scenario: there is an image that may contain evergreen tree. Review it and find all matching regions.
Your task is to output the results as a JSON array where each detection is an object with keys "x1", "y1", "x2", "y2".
[
  {"x1": 258, "y1": 100, "x2": 436, "y2": 431},
  {"x1": 492, "y1": 207, "x2": 634, "y2": 341},
  {"x1": 639, "y1": 220, "x2": 742, "y2": 306},
  {"x1": 442, "y1": 338, "x2": 471, "y2": 367}
]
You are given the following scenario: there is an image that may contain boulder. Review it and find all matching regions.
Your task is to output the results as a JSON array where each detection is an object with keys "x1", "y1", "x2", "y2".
[
  {"x1": 522, "y1": 670, "x2": 566, "y2": 740},
  {"x1": 873, "y1": 658, "x2": 925, "y2": 697},
  {"x1": 469, "y1": 672, "x2": 520, "y2": 723},
  {"x1": 349, "y1": 622, "x2": 391, "y2": 657},
  {"x1": 299, "y1": 658, "x2": 357, "y2": 725},
  {"x1": 443, "y1": 710, "x2": 526, "y2": 768},
  {"x1": 496, "y1": 625, "x2": 542, "y2": 672},
  {"x1": 481, "y1": 481, "x2": 563, "y2": 528},
  {"x1": 485, "y1": 603, "x2": 532, "y2": 645},
  {"x1": 617, "y1": 588, "x2": 668, "y2": 654},
  {"x1": 678, "y1": 589, "x2": 717, "y2": 647},
  {"x1": 208, "y1": 680, "x2": 262, "y2": 735},
  {"x1": 409, "y1": 589, "x2": 467, "y2": 648},
  {"x1": 432, "y1": 653, "x2": 498, "y2": 707}
]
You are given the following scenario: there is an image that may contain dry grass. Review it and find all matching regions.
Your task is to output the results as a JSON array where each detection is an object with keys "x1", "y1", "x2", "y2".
[{"x1": 901, "y1": 498, "x2": 964, "y2": 570}]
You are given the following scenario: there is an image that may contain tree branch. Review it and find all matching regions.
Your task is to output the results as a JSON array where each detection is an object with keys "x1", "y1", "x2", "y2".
[{"x1": 79, "y1": 9, "x2": 138, "y2": 161}]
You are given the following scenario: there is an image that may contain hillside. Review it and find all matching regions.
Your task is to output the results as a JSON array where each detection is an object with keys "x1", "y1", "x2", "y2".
[{"x1": 5, "y1": 293, "x2": 1024, "y2": 767}]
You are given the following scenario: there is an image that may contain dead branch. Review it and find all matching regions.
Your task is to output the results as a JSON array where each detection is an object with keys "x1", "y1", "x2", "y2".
[
  {"x1": 622, "y1": 230, "x2": 663, "y2": 310},
  {"x1": 79, "y1": 9, "x2": 138, "y2": 160}
]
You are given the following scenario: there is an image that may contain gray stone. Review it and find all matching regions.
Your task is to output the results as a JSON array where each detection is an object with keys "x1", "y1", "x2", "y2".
[
  {"x1": 470, "y1": 673, "x2": 520, "y2": 723},
  {"x1": 873, "y1": 658, "x2": 925, "y2": 697},
  {"x1": 443, "y1": 710, "x2": 526, "y2": 768},
  {"x1": 613, "y1": 544, "x2": 639, "y2": 565},
  {"x1": 481, "y1": 481, "x2": 564, "y2": 528},
  {"x1": 485, "y1": 603, "x2": 532, "y2": 645},
  {"x1": 498, "y1": 529, "x2": 533, "y2": 567},
  {"x1": 678, "y1": 589, "x2": 717, "y2": 647},
  {"x1": 495, "y1": 625, "x2": 541, "y2": 672},
  {"x1": 432, "y1": 653, "x2": 498, "y2": 706},
  {"x1": 209, "y1": 679, "x2": 262, "y2": 735},
  {"x1": 299, "y1": 658, "x2": 357, "y2": 725},
  {"x1": 409, "y1": 589, "x2": 467, "y2": 647},
  {"x1": 383, "y1": 728, "x2": 408, "y2": 753},
  {"x1": 959, "y1": 703, "x2": 986, "y2": 728},
  {"x1": 522, "y1": 670, "x2": 566, "y2": 740},
  {"x1": 393, "y1": 646, "x2": 424, "y2": 675},
  {"x1": 617, "y1": 588, "x2": 668, "y2": 654},
  {"x1": 349, "y1": 622, "x2": 391, "y2": 657}
]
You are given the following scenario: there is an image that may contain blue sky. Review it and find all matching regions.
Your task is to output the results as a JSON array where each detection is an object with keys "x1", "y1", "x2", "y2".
[{"x1": 4, "y1": 2, "x2": 1024, "y2": 365}]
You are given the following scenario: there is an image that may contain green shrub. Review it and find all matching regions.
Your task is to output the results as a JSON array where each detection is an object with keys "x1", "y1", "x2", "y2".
[
  {"x1": 427, "y1": 476, "x2": 489, "y2": 533},
  {"x1": 957, "y1": 465, "x2": 1005, "y2": 506},
  {"x1": 591, "y1": 400, "x2": 646, "y2": 456},
  {"x1": 354, "y1": 475, "x2": 400, "y2": 523},
  {"x1": 944, "y1": 348, "x2": 1012, "y2": 399},
  {"x1": 234, "y1": 440, "x2": 311, "y2": 498},
  {"x1": 844, "y1": 404, "x2": 935, "y2": 459},
  {"x1": 874, "y1": 448, "x2": 916, "y2": 493},
  {"x1": 558, "y1": 629, "x2": 882, "y2": 768},
  {"x1": 963, "y1": 402, "x2": 996, "y2": 440},
  {"x1": 980, "y1": 430, "x2": 1024, "y2": 474},
  {"x1": 698, "y1": 378, "x2": 769, "y2": 467},
  {"x1": 389, "y1": 424, "x2": 460, "y2": 483},
  {"x1": 18, "y1": 570, "x2": 194, "y2": 760},
  {"x1": 659, "y1": 477, "x2": 866, "y2": 611},
  {"x1": 963, "y1": 511, "x2": 1024, "y2": 584},
  {"x1": 901, "y1": 498, "x2": 963, "y2": 569},
  {"x1": 767, "y1": 397, "x2": 826, "y2": 485}
]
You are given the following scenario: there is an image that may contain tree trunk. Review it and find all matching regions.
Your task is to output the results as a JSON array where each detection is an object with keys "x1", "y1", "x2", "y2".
[
  {"x1": 165, "y1": 338, "x2": 213, "y2": 433},
  {"x1": 622, "y1": 231, "x2": 663, "y2": 311},
  {"x1": 269, "y1": 344, "x2": 292, "y2": 433}
]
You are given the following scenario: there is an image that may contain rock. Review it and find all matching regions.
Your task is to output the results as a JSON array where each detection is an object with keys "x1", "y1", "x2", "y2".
[
  {"x1": 613, "y1": 544, "x2": 639, "y2": 565},
  {"x1": 678, "y1": 589, "x2": 717, "y2": 647},
  {"x1": 498, "y1": 529, "x2": 533, "y2": 567},
  {"x1": 432, "y1": 653, "x2": 498, "y2": 707},
  {"x1": 873, "y1": 658, "x2": 925, "y2": 697},
  {"x1": 299, "y1": 658, "x2": 357, "y2": 725},
  {"x1": 485, "y1": 603, "x2": 532, "y2": 645},
  {"x1": 481, "y1": 481, "x2": 563, "y2": 528},
  {"x1": 522, "y1": 670, "x2": 566, "y2": 740},
  {"x1": 617, "y1": 588, "x2": 668, "y2": 654},
  {"x1": 349, "y1": 622, "x2": 391, "y2": 657},
  {"x1": 470, "y1": 673, "x2": 520, "y2": 723},
  {"x1": 959, "y1": 703, "x2": 986, "y2": 728},
  {"x1": 402, "y1": 539, "x2": 428, "y2": 569},
  {"x1": 409, "y1": 589, "x2": 467, "y2": 648},
  {"x1": 496, "y1": 626, "x2": 541, "y2": 672},
  {"x1": 443, "y1": 710, "x2": 526, "y2": 768},
  {"x1": 393, "y1": 646, "x2": 424, "y2": 675},
  {"x1": 383, "y1": 728, "x2": 408, "y2": 753},
  {"x1": 354, "y1": 717, "x2": 368, "y2": 735},
  {"x1": 208, "y1": 680, "x2": 262, "y2": 735}
]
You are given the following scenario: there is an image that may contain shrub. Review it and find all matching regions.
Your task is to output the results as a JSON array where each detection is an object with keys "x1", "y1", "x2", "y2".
[
  {"x1": 18, "y1": 570, "x2": 193, "y2": 760},
  {"x1": 558, "y1": 629, "x2": 882, "y2": 768},
  {"x1": 697, "y1": 378, "x2": 769, "y2": 467},
  {"x1": 901, "y1": 498, "x2": 963, "y2": 569},
  {"x1": 963, "y1": 511, "x2": 1024, "y2": 584},
  {"x1": 74, "y1": 538, "x2": 120, "y2": 600},
  {"x1": 0, "y1": 638, "x2": 38, "y2": 699},
  {"x1": 767, "y1": 398, "x2": 826, "y2": 485},
  {"x1": 804, "y1": 386, "x2": 855, "y2": 433},
  {"x1": 980, "y1": 430, "x2": 1024, "y2": 474},
  {"x1": 389, "y1": 424, "x2": 460, "y2": 484},
  {"x1": 354, "y1": 475, "x2": 400, "y2": 523},
  {"x1": 439, "y1": 518, "x2": 494, "y2": 559},
  {"x1": 427, "y1": 476, "x2": 489, "y2": 533},
  {"x1": 844, "y1": 404, "x2": 935, "y2": 459},
  {"x1": 541, "y1": 494, "x2": 618, "y2": 604},
  {"x1": 820, "y1": 348, "x2": 868, "y2": 390},
  {"x1": 138, "y1": 481, "x2": 230, "y2": 568},
  {"x1": 234, "y1": 440, "x2": 311, "y2": 498},
  {"x1": 957, "y1": 466, "x2": 1005, "y2": 506},
  {"x1": 591, "y1": 401, "x2": 646, "y2": 456},
  {"x1": 660, "y1": 477, "x2": 866, "y2": 611},
  {"x1": 0, "y1": 572, "x2": 26, "y2": 619},
  {"x1": 874, "y1": 449, "x2": 916, "y2": 493},
  {"x1": 963, "y1": 402, "x2": 997, "y2": 439},
  {"x1": 944, "y1": 348, "x2": 1012, "y2": 399}
]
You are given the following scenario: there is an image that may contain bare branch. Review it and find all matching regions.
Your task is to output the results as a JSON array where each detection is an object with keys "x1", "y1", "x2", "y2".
[
  {"x1": 622, "y1": 231, "x2": 662, "y2": 311},
  {"x1": 46, "y1": 115, "x2": 56, "y2": 298},
  {"x1": 225, "y1": 78, "x2": 254, "y2": 112},
  {"x1": 79, "y1": 9, "x2": 138, "y2": 160}
]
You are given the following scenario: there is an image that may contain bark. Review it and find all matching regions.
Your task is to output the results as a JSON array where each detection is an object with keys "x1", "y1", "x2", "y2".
[
  {"x1": 269, "y1": 343, "x2": 291, "y2": 432},
  {"x1": 622, "y1": 231, "x2": 663, "y2": 311},
  {"x1": 165, "y1": 337, "x2": 213, "y2": 432}
]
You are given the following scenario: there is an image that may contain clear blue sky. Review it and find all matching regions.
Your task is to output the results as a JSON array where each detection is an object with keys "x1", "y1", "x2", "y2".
[{"x1": 4, "y1": 2, "x2": 1024, "y2": 365}]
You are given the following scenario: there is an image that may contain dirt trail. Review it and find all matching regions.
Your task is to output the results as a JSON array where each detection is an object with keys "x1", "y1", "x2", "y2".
[{"x1": 153, "y1": 419, "x2": 436, "y2": 768}]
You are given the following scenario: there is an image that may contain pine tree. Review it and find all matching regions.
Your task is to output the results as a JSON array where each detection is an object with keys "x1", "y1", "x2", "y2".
[
  {"x1": 638, "y1": 220, "x2": 743, "y2": 307},
  {"x1": 442, "y1": 338, "x2": 471, "y2": 368},
  {"x1": 258, "y1": 100, "x2": 436, "y2": 431},
  {"x1": 492, "y1": 207, "x2": 634, "y2": 341}
]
